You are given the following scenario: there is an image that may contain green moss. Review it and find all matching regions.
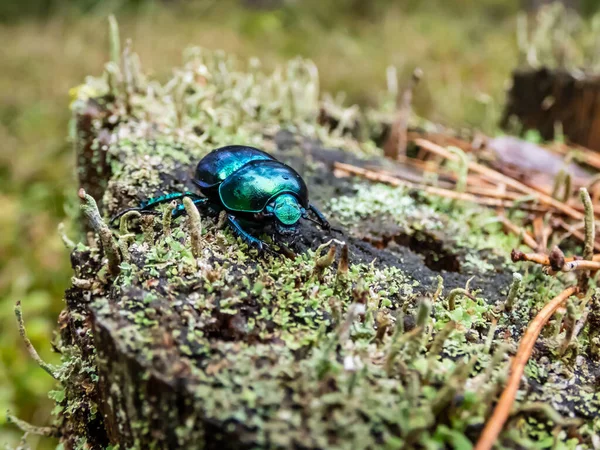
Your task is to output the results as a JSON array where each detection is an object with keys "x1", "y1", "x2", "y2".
[{"x1": 42, "y1": 40, "x2": 600, "y2": 449}]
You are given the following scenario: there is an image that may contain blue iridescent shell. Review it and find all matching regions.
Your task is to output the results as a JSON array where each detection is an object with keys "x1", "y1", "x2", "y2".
[{"x1": 194, "y1": 145, "x2": 274, "y2": 189}]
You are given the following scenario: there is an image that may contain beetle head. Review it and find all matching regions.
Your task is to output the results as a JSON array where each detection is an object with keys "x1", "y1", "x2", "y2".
[{"x1": 267, "y1": 193, "x2": 302, "y2": 235}]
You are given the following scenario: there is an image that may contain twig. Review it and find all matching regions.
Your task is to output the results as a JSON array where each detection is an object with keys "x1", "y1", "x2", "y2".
[
  {"x1": 512, "y1": 248, "x2": 600, "y2": 273},
  {"x1": 334, "y1": 162, "x2": 546, "y2": 210},
  {"x1": 413, "y1": 139, "x2": 584, "y2": 220},
  {"x1": 562, "y1": 260, "x2": 600, "y2": 272},
  {"x1": 551, "y1": 141, "x2": 600, "y2": 172},
  {"x1": 500, "y1": 217, "x2": 538, "y2": 250},
  {"x1": 366, "y1": 165, "x2": 529, "y2": 200},
  {"x1": 548, "y1": 246, "x2": 566, "y2": 272},
  {"x1": 532, "y1": 216, "x2": 544, "y2": 250},
  {"x1": 474, "y1": 285, "x2": 579, "y2": 450},
  {"x1": 6, "y1": 412, "x2": 59, "y2": 437},
  {"x1": 449, "y1": 146, "x2": 469, "y2": 193},
  {"x1": 512, "y1": 246, "x2": 600, "y2": 271},
  {"x1": 14, "y1": 301, "x2": 57, "y2": 379},
  {"x1": 554, "y1": 218, "x2": 600, "y2": 252},
  {"x1": 511, "y1": 250, "x2": 551, "y2": 266}
]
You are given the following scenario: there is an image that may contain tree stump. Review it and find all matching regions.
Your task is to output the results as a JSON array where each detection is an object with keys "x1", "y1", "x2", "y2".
[
  {"x1": 502, "y1": 68, "x2": 600, "y2": 151},
  {"x1": 50, "y1": 47, "x2": 600, "y2": 449}
]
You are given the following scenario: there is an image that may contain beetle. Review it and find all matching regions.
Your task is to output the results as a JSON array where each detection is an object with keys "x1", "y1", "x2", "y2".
[{"x1": 111, "y1": 145, "x2": 332, "y2": 250}]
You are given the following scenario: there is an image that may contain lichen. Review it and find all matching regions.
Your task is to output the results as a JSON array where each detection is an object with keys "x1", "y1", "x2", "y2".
[{"x1": 44, "y1": 41, "x2": 600, "y2": 449}]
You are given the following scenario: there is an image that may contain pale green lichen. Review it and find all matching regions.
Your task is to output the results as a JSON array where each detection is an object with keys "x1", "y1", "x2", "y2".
[{"x1": 45, "y1": 35, "x2": 600, "y2": 450}]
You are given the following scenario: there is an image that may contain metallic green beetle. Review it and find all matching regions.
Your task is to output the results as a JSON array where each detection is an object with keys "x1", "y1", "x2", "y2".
[{"x1": 112, "y1": 145, "x2": 331, "y2": 250}]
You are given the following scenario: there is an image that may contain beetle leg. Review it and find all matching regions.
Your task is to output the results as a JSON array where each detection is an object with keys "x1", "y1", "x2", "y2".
[
  {"x1": 171, "y1": 198, "x2": 209, "y2": 219},
  {"x1": 308, "y1": 204, "x2": 331, "y2": 230},
  {"x1": 140, "y1": 191, "x2": 201, "y2": 209},
  {"x1": 227, "y1": 215, "x2": 266, "y2": 251},
  {"x1": 109, "y1": 192, "x2": 203, "y2": 226}
]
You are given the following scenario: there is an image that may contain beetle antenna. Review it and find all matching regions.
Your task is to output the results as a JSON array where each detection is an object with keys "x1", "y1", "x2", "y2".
[
  {"x1": 330, "y1": 226, "x2": 344, "y2": 235},
  {"x1": 302, "y1": 216, "x2": 344, "y2": 234},
  {"x1": 303, "y1": 216, "x2": 323, "y2": 227}
]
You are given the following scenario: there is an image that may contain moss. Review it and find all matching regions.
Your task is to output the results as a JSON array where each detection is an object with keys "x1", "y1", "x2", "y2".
[{"x1": 42, "y1": 43, "x2": 600, "y2": 449}]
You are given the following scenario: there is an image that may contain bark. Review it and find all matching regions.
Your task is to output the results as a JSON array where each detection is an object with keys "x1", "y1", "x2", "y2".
[{"x1": 502, "y1": 67, "x2": 600, "y2": 151}]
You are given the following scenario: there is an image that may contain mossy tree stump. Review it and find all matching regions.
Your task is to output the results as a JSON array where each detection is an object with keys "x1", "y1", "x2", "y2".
[
  {"x1": 502, "y1": 68, "x2": 600, "y2": 150},
  {"x1": 48, "y1": 46, "x2": 600, "y2": 449}
]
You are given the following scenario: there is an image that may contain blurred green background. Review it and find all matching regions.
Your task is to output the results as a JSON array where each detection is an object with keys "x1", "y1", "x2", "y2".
[{"x1": 1, "y1": 0, "x2": 597, "y2": 447}]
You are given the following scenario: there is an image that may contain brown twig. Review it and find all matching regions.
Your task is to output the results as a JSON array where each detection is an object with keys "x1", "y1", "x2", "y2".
[
  {"x1": 554, "y1": 219, "x2": 600, "y2": 252},
  {"x1": 532, "y1": 216, "x2": 546, "y2": 251},
  {"x1": 413, "y1": 139, "x2": 584, "y2": 220},
  {"x1": 563, "y1": 260, "x2": 600, "y2": 272},
  {"x1": 500, "y1": 217, "x2": 538, "y2": 250},
  {"x1": 474, "y1": 286, "x2": 579, "y2": 450},
  {"x1": 334, "y1": 162, "x2": 546, "y2": 211},
  {"x1": 510, "y1": 249, "x2": 551, "y2": 266},
  {"x1": 550, "y1": 141, "x2": 600, "y2": 172},
  {"x1": 406, "y1": 130, "x2": 477, "y2": 155},
  {"x1": 512, "y1": 247, "x2": 600, "y2": 268},
  {"x1": 370, "y1": 165, "x2": 528, "y2": 200}
]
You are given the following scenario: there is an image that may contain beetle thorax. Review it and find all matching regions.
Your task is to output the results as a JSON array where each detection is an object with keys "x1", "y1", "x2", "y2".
[{"x1": 268, "y1": 193, "x2": 302, "y2": 233}]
